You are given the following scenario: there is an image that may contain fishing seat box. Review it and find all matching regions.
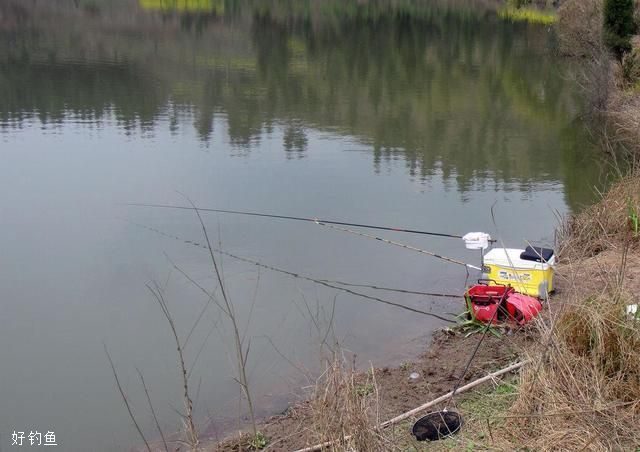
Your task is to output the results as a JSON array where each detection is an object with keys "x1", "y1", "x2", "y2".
[
  {"x1": 483, "y1": 248, "x2": 555, "y2": 299},
  {"x1": 466, "y1": 282, "x2": 515, "y2": 324}
]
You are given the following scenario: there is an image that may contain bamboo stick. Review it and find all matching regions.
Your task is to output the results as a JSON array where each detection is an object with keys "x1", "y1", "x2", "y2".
[{"x1": 293, "y1": 360, "x2": 529, "y2": 452}]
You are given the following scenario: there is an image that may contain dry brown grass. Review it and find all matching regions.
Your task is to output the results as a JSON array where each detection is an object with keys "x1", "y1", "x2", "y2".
[
  {"x1": 606, "y1": 37, "x2": 640, "y2": 154},
  {"x1": 609, "y1": 63, "x2": 640, "y2": 156},
  {"x1": 557, "y1": 0, "x2": 603, "y2": 56},
  {"x1": 509, "y1": 287, "x2": 640, "y2": 450},
  {"x1": 304, "y1": 354, "x2": 387, "y2": 452},
  {"x1": 507, "y1": 172, "x2": 640, "y2": 450},
  {"x1": 558, "y1": 0, "x2": 640, "y2": 157},
  {"x1": 557, "y1": 172, "x2": 640, "y2": 260},
  {"x1": 608, "y1": 92, "x2": 640, "y2": 153}
]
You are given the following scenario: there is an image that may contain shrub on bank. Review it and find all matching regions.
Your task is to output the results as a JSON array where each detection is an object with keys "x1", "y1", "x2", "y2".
[
  {"x1": 558, "y1": 172, "x2": 640, "y2": 259},
  {"x1": 508, "y1": 170, "x2": 640, "y2": 450},
  {"x1": 604, "y1": 0, "x2": 638, "y2": 57},
  {"x1": 511, "y1": 288, "x2": 640, "y2": 450},
  {"x1": 557, "y1": 0, "x2": 603, "y2": 56}
]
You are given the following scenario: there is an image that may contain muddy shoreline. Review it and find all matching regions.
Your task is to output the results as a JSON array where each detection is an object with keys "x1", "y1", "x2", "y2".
[{"x1": 207, "y1": 322, "x2": 532, "y2": 451}]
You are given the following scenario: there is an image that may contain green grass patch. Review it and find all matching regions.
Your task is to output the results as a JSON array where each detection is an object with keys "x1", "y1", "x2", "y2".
[
  {"x1": 400, "y1": 361, "x2": 413, "y2": 371},
  {"x1": 628, "y1": 197, "x2": 639, "y2": 237},
  {"x1": 248, "y1": 431, "x2": 268, "y2": 450},
  {"x1": 498, "y1": 7, "x2": 557, "y2": 25},
  {"x1": 386, "y1": 379, "x2": 519, "y2": 450},
  {"x1": 355, "y1": 382, "x2": 375, "y2": 397},
  {"x1": 139, "y1": 0, "x2": 225, "y2": 13}
]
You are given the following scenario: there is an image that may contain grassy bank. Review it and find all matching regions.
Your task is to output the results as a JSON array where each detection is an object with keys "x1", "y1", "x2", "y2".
[{"x1": 557, "y1": 0, "x2": 640, "y2": 155}]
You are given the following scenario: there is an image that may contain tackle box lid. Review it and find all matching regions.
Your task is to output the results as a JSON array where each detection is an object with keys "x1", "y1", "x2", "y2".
[
  {"x1": 484, "y1": 248, "x2": 555, "y2": 270},
  {"x1": 520, "y1": 246, "x2": 554, "y2": 263}
]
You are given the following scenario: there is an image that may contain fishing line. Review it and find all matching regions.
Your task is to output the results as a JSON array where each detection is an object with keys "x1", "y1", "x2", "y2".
[
  {"x1": 314, "y1": 220, "x2": 482, "y2": 271},
  {"x1": 121, "y1": 218, "x2": 461, "y2": 298},
  {"x1": 123, "y1": 203, "x2": 468, "y2": 239},
  {"x1": 447, "y1": 295, "x2": 508, "y2": 405},
  {"x1": 122, "y1": 219, "x2": 458, "y2": 323},
  {"x1": 319, "y1": 280, "x2": 460, "y2": 298},
  {"x1": 412, "y1": 290, "x2": 510, "y2": 442}
]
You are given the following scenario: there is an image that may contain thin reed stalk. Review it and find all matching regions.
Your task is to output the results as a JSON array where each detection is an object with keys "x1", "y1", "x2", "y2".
[
  {"x1": 104, "y1": 345, "x2": 152, "y2": 452},
  {"x1": 183, "y1": 196, "x2": 259, "y2": 440},
  {"x1": 147, "y1": 283, "x2": 199, "y2": 449},
  {"x1": 136, "y1": 368, "x2": 169, "y2": 452}
]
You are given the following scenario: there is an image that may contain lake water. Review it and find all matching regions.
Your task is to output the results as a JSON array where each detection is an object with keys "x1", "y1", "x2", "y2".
[{"x1": 0, "y1": 1, "x2": 603, "y2": 450}]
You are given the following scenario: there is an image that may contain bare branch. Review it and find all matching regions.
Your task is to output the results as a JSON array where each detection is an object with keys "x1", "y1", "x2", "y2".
[
  {"x1": 136, "y1": 367, "x2": 169, "y2": 452},
  {"x1": 103, "y1": 345, "x2": 151, "y2": 452}
]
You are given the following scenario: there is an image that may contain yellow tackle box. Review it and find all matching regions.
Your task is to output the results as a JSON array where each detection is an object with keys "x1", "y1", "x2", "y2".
[{"x1": 483, "y1": 248, "x2": 555, "y2": 298}]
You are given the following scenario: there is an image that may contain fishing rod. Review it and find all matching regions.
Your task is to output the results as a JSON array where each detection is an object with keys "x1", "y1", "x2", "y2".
[
  {"x1": 124, "y1": 203, "x2": 472, "y2": 240},
  {"x1": 122, "y1": 218, "x2": 461, "y2": 298},
  {"x1": 125, "y1": 204, "x2": 483, "y2": 270},
  {"x1": 314, "y1": 220, "x2": 482, "y2": 271},
  {"x1": 123, "y1": 219, "x2": 459, "y2": 322}
]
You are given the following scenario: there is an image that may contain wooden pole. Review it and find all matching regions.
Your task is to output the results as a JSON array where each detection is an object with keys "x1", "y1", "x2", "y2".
[{"x1": 293, "y1": 360, "x2": 529, "y2": 452}]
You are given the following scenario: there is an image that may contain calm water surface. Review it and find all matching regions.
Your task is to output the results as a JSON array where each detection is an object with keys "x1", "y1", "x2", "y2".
[{"x1": 1, "y1": 1, "x2": 603, "y2": 450}]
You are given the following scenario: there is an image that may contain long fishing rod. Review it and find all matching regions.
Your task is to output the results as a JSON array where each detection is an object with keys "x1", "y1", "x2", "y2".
[
  {"x1": 125, "y1": 203, "x2": 482, "y2": 270},
  {"x1": 314, "y1": 220, "x2": 482, "y2": 271},
  {"x1": 123, "y1": 219, "x2": 458, "y2": 322},
  {"x1": 126, "y1": 216, "x2": 459, "y2": 297},
  {"x1": 124, "y1": 203, "x2": 469, "y2": 240}
]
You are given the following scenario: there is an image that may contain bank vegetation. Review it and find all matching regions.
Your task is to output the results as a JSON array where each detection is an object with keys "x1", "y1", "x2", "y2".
[{"x1": 558, "y1": 0, "x2": 640, "y2": 155}]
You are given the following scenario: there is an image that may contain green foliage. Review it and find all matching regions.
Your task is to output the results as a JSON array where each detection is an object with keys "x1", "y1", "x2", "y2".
[
  {"x1": 354, "y1": 382, "x2": 375, "y2": 397},
  {"x1": 248, "y1": 431, "x2": 268, "y2": 450},
  {"x1": 628, "y1": 197, "x2": 639, "y2": 237},
  {"x1": 494, "y1": 382, "x2": 517, "y2": 394},
  {"x1": 465, "y1": 441, "x2": 477, "y2": 451},
  {"x1": 603, "y1": 0, "x2": 637, "y2": 57},
  {"x1": 457, "y1": 318, "x2": 504, "y2": 338},
  {"x1": 464, "y1": 294, "x2": 476, "y2": 321},
  {"x1": 394, "y1": 377, "x2": 519, "y2": 450},
  {"x1": 457, "y1": 296, "x2": 504, "y2": 337},
  {"x1": 501, "y1": 0, "x2": 558, "y2": 26},
  {"x1": 621, "y1": 50, "x2": 640, "y2": 84},
  {"x1": 498, "y1": 7, "x2": 557, "y2": 25}
]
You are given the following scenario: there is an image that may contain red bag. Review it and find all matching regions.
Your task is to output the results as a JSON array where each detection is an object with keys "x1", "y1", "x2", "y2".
[{"x1": 506, "y1": 293, "x2": 542, "y2": 325}]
